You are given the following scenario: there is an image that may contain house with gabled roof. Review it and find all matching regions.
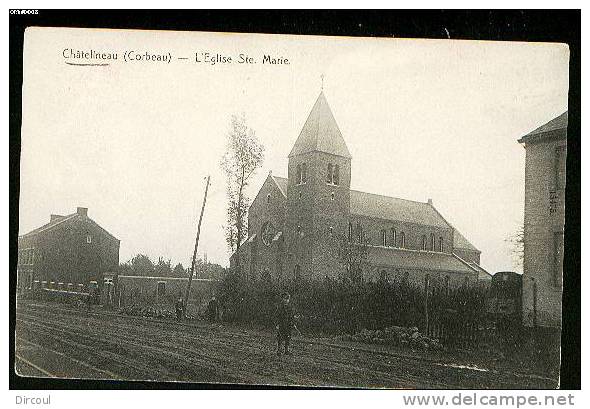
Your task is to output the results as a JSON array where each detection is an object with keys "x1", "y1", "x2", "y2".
[
  {"x1": 231, "y1": 92, "x2": 481, "y2": 287},
  {"x1": 17, "y1": 207, "x2": 120, "y2": 292}
]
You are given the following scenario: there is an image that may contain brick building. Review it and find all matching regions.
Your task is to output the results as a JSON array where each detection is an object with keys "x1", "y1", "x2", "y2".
[
  {"x1": 17, "y1": 207, "x2": 120, "y2": 292},
  {"x1": 231, "y1": 92, "x2": 483, "y2": 287},
  {"x1": 519, "y1": 112, "x2": 568, "y2": 328}
]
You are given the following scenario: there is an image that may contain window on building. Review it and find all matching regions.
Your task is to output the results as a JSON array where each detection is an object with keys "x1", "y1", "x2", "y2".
[
  {"x1": 294, "y1": 264, "x2": 301, "y2": 280},
  {"x1": 422, "y1": 235, "x2": 427, "y2": 250},
  {"x1": 348, "y1": 222, "x2": 353, "y2": 242},
  {"x1": 267, "y1": 193, "x2": 271, "y2": 204},
  {"x1": 391, "y1": 229, "x2": 397, "y2": 247},
  {"x1": 431, "y1": 233, "x2": 435, "y2": 251},
  {"x1": 297, "y1": 225, "x2": 302, "y2": 236},
  {"x1": 299, "y1": 191, "x2": 302, "y2": 199},
  {"x1": 356, "y1": 222, "x2": 363, "y2": 243},
  {"x1": 439, "y1": 237, "x2": 444, "y2": 252},
  {"x1": 331, "y1": 192, "x2": 335, "y2": 201},
  {"x1": 381, "y1": 229, "x2": 387, "y2": 246},
  {"x1": 400, "y1": 232, "x2": 405, "y2": 248},
  {"x1": 326, "y1": 163, "x2": 340, "y2": 185},
  {"x1": 444, "y1": 275, "x2": 450, "y2": 294},
  {"x1": 86, "y1": 234, "x2": 92, "y2": 244},
  {"x1": 296, "y1": 164, "x2": 302, "y2": 184},
  {"x1": 301, "y1": 163, "x2": 308, "y2": 184},
  {"x1": 329, "y1": 226, "x2": 333, "y2": 237},
  {"x1": 553, "y1": 232, "x2": 564, "y2": 286},
  {"x1": 379, "y1": 270, "x2": 388, "y2": 282}
]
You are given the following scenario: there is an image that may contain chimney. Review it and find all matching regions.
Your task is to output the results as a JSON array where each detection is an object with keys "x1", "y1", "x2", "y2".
[
  {"x1": 50, "y1": 214, "x2": 65, "y2": 222},
  {"x1": 427, "y1": 198, "x2": 433, "y2": 206},
  {"x1": 77, "y1": 207, "x2": 88, "y2": 217}
]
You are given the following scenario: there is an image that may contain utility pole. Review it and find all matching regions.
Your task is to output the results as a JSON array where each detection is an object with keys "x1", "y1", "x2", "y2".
[{"x1": 184, "y1": 175, "x2": 211, "y2": 315}]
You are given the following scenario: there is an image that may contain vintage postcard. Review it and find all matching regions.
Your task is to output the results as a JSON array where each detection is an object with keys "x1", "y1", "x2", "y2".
[{"x1": 15, "y1": 26, "x2": 569, "y2": 388}]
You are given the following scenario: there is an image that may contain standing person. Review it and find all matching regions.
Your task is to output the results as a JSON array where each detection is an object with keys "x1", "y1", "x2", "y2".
[
  {"x1": 207, "y1": 296, "x2": 219, "y2": 323},
  {"x1": 275, "y1": 292, "x2": 294, "y2": 356},
  {"x1": 175, "y1": 297, "x2": 184, "y2": 322}
]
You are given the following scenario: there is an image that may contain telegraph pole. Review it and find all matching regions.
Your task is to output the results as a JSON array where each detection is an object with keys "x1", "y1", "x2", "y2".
[{"x1": 184, "y1": 175, "x2": 211, "y2": 315}]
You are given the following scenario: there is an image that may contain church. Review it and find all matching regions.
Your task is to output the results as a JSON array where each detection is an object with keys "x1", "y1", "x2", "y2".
[{"x1": 230, "y1": 92, "x2": 487, "y2": 288}]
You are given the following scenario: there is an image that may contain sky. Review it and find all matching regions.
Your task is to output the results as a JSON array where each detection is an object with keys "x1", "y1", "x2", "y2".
[{"x1": 19, "y1": 27, "x2": 570, "y2": 273}]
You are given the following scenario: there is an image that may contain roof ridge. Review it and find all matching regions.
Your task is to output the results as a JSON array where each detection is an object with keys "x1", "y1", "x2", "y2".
[{"x1": 19, "y1": 213, "x2": 78, "y2": 237}]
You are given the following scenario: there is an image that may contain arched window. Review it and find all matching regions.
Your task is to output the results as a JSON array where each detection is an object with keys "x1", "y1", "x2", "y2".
[
  {"x1": 326, "y1": 163, "x2": 340, "y2": 185},
  {"x1": 331, "y1": 192, "x2": 335, "y2": 201},
  {"x1": 296, "y1": 164, "x2": 302, "y2": 184},
  {"x1": 329, "y1": 226, "x2": 334, "y2": 237},
  {"x1": 266, "y1": 193, "x2": 271, "y2": 204},
  {"x1": 356, "y1": 222, "x2": 363, "y2": 243},
  {"x1": 439, "y1": 237, "x2": 444, "y2": 252},
  {"x1": 400, "y1": 232, "x2": 405, "y2": 248},
  {"x1": 381, "y1": 229, "x2": 387, "y2": 246},
  {"x1": 391, "y1": 229, "x2": 397, "y2": 247},
  {"x1": 431, "y1": 233, "x2": 435, "y2": 251},
  {"x1": 301, "y1": 163, "x2": 308, "y2": 183},
  {"x1": 422, "y1": 235, "x2": 427, "y2": 250}
]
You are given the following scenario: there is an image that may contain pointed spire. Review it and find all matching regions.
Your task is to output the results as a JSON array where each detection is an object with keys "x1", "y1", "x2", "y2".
[{"x1": 288, "y1": 92, "x2": 352, "y2": 159}]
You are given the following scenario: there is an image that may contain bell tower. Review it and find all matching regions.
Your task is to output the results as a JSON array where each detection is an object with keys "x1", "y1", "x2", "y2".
[{"x1": 285, "y1": 91, "x2": 352, "y2": 280}]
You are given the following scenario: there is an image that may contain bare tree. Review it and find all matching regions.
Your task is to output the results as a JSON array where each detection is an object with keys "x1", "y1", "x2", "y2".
[
  {"x1": 220, "y1": 113, "x2": 265, "y2": 263},
  {"x1": 506, "y1": 224, "x2": 524, "y2": 271}
]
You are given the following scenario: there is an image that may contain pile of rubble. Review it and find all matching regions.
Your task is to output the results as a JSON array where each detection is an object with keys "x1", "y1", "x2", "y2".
[
  {"x1": 119, "y1": 306, "x2": 196, "y2": 320},
  {"x1": 339, "y1": 326, "x2": 443, "y2": 350}
]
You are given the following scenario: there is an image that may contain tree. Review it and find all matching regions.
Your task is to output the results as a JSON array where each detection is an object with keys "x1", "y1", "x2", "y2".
[
  {"x1": 506, "y1": 224, "x2": 524, "y2": 272},
  {"x1": 330, "y1": 231, "x2": 370, "y2": 283},
  {"x1": 129, "y1": 254, "x2": 155, "y2": 276},
  {"x1": 220, "y1": 113, "x2": 265, "y2": 260},
  {"x1": 172, "y1": 263, "x2": 186, "y2": 278},
  {"x1": 154, "y1": 257, "x2": 172, "y2": 277}
]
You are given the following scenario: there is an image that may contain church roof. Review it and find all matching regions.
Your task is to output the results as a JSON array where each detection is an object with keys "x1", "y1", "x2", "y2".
[
  {"x1": 288, "y1": 92, "x2": 352, "y2": 159},
  {"x1": 518, "y1": 111, "x2": 568, "y2": 143},
  {"x1": 271, "y1": 176, "x2": 478, "y2": 252},
  {"x1": 453, "y1": 229, "x2": 480, "y2": 252},
  {"x1": 271, "y1": 175, "x2": 288, "y2": 197},
  {"x1": 367, "y1": 245, "x2": 477, "y2": 274},
  {"x1": 350, "y1": 190, "x2": 451, "y2": 229}
]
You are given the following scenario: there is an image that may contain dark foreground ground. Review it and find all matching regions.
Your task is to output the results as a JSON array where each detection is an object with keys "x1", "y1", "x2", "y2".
[{"x1": 15, "y1": 301, "x2": 557, "y2": 389}]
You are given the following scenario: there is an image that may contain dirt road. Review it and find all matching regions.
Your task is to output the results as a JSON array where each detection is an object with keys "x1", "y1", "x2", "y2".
[{"x1": 15, "y1": 301, "x2": 556, "y2": 388}]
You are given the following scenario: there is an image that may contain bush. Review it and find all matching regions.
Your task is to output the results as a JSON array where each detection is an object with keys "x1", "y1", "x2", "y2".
[{"x1": 216, "y1": 272, "x2": 488, "y2": 339}]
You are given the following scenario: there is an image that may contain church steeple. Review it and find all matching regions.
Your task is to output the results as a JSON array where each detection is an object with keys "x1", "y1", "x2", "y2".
[{"x1": 288, "y1": 92, "x2": 352, "y2": 159}]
